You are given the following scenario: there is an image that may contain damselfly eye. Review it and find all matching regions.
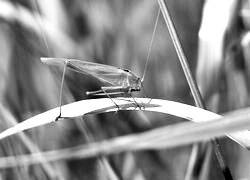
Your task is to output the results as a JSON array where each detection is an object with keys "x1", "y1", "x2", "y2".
[{"x1": 137, "y1": 77, "x2": 142, "y2": 84}]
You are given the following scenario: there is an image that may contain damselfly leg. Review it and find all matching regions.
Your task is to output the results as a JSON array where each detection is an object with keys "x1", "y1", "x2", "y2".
[
  {"x1": 99, "y1": 87, "x2": 121, "y2": 110},
  {"x1": 87, "y1": 85, "x2": 142, "y2": 110},
  {"x1": 55, "y1": 60, "x2": 68, "y2": 121}
]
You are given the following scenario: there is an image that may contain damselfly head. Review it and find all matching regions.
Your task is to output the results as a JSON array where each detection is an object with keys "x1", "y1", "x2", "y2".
[{"x1": 130, "y1": 76, "x2": 142, "y2": 91}]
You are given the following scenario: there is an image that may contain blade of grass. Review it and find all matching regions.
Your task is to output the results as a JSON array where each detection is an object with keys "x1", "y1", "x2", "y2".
[
  {"x1": 0, "y1": 106, "x2": 250, "y2": 168},
  {"x1": 0, "y1": 104, "x2": 63, "y2": 179},
  {"x1": 0, "y1": 98, "x2": 250, "y2": 148}
]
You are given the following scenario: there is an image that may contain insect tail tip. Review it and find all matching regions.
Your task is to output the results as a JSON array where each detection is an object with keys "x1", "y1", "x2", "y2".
[
  {"x1": 86, "y1": 91, "x2": 94, "y2": 96},
  {"x1": 86, "y1": 91, "x2": 99, "y2": 96}
]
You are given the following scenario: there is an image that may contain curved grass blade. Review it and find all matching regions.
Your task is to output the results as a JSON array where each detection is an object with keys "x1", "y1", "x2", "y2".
[
  {"x1": 0, "y1": 98, "x2": 250, "y2": 149},
  {"x1": 1, "y1": 104, "x2": 250, "y2": 168}
]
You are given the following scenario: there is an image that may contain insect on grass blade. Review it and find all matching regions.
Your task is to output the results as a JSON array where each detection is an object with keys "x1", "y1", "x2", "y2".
[
  {"x1": 41, "y1": 6, "x2": 160, "y2": 119},
  {"x1": 41, "y1": 57, "x2": 142, "y2": 112}
]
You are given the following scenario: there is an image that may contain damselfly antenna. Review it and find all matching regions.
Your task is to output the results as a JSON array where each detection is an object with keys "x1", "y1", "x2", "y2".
[{"x1": 141, "y1": 8, "x2": 161, "y2": 82}]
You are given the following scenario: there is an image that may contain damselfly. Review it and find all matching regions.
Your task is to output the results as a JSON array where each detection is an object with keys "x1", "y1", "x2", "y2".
[
  {"x1": 41, "y1": 57, "x2": 144, "y2": 120},
  {"x1": 41, "y1": 8, "x2": 160, "y2": 119}
]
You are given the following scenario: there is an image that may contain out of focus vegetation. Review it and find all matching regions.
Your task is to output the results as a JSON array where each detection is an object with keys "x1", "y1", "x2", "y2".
[{"x1": 1, "y1": 0, "x2": 250, "y2": 179}]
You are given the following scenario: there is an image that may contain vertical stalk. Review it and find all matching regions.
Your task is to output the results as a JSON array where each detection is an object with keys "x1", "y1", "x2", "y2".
[
  {"x1": 156, "y1": 0, "x2": 233, "y2": 180},
  {"x1": 157, "y1": 0, "x2": 205, "y2": 108}
]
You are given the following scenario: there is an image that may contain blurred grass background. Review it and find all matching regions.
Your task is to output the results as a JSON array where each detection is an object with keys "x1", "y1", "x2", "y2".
[{"x1": 1, "y1": 0, "x2": 250, "y2": 179}]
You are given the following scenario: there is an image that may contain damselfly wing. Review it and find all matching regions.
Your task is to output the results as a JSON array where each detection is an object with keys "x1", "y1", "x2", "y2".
[{"x1": 41, "y1": 58, "x2": 142, "y2": 96}]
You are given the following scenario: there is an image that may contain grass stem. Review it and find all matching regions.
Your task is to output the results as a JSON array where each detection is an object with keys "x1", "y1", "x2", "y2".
[{"x1": 156, "y1": 0, "x2": 233, "y2": 179}]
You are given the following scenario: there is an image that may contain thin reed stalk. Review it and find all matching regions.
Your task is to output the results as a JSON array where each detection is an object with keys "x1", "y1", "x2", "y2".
[{"x1": 156, "y1": 0, "x2": 232, "y2": 180}]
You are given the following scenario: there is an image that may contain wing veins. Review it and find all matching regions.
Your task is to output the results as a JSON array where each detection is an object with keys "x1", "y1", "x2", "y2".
[{"x1": 67, "y1": 60, "x2": 130, "y2": 86}]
